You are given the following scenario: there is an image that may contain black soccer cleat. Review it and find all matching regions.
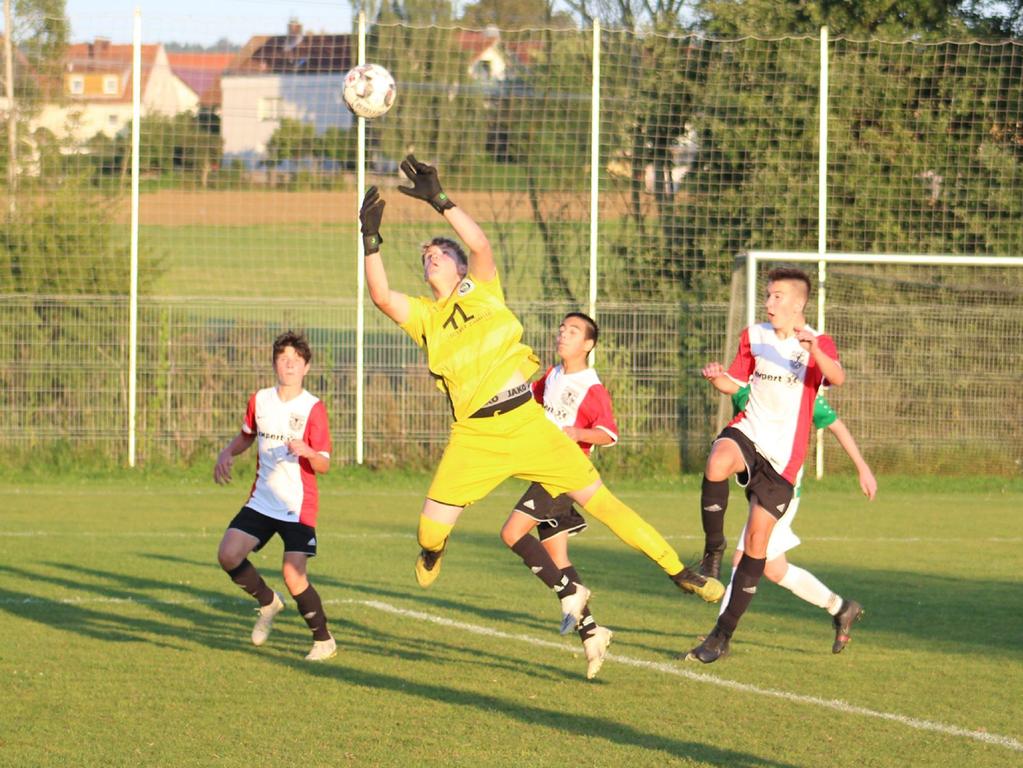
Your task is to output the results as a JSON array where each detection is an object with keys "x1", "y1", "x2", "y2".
[
  {"x1": 683, "y1": 626, "x2": 731, "y2": 664},
  {"x1": 671, "y1": 566, "x2": 725, "y2": 603},
  {"x1": 832, "y1": 599, "x2": 863, "y2": 654},
  {"x1": 415, "y1": 540, "x2": 447, "y2": 588},
  {"x1": 699, "y1": 538, "x2": 727, "y2": 580}
]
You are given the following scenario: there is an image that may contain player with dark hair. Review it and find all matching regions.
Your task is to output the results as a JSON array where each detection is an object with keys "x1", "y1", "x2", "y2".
[
  {"x1": 687, "y1": 266, "x2": 845, "y2": 663},
  {"x1": 359, "y1": 156, "x2": 723, "y2": 646},
  {"x1": 213, "y1": 330, "x2": 336, "y2": 661},
  {"x1": 500, "y1": 311, "x2": 617, "y2": 678},
  {"x1": 714, "y1": 385, "x2": 876, "y2": 653}
]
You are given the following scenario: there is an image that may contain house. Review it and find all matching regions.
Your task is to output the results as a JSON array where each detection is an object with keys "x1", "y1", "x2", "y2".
[
  {"x1": 457, "y1": 27, "x2": 540, "y2": 86},
  {"x1": 219, "y1": 20, "x2": 354, "y2": 163},
  {"x1": 32, "y1": 38, "x2": 199, "y2": 145},
  {"x1": 167, "y1": 51, "x2": 235, "y2": 112}
]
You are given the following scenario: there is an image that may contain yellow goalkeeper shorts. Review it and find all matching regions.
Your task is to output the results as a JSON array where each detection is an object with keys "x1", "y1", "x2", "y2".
[{"x1": 426, "y1": 399, "x2": 599, "y2": 508}]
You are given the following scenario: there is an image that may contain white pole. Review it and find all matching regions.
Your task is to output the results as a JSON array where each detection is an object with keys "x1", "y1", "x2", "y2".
[
  {"x1": 745, "y1": 251, "x2": 757, "y2": 329},
  {"x1": 354, "y1": 10, "x2": 366, "y2": 465},
  {"x1": 816, "y1": 26, "x2": 829, "y2": 479},
  {"x1": 4, "y1": 0, "x2": 16, "y2": 216},
  {"x1": 588, "y1": 19, "x2": 600, "y2": 324},
  {"x1": 128, "y1": 8, "x2": 141, "y2": 468}
]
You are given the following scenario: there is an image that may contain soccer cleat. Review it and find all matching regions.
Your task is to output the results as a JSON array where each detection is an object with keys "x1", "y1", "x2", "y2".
[
  {"x1": 559, "y1": 583, "x2": 592, "y2": 635},
  {"x1": 305, "y1": 635, "x2": 337, "y2": 662},
  {"x1": 414, "y1": 540, "x2": 447, "y2": 588},
  {"x1": 684, "y1": 626, "x2": 731, "y2": 664},
  {"x1": 671, "y1": 566, "x2": 726, "y2": 603},
  {"x1": 832, "y1": 599, "x2": 863, "y2": 654},
  {"x1": 583, "y1": 626, "x2": 613, "y2": 680},
  {"x1": 251, "y1": 592, "x2": 285, "y2": 647},
  {"x1": 699, "y1": 539, "x2": 727, "y2": 580}
]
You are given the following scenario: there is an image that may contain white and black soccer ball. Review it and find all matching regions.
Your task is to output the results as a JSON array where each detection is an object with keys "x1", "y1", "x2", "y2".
[{"x1": 342, "y1": 63, "x2": 396, "y2": 119}]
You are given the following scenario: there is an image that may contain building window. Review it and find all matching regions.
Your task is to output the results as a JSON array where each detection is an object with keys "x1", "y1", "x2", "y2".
[
  {"x1": 69, "y1": 75, "x2": 85, "y2": 95},
  {"x1": 258, "y1": 96, "x2": 282, "y2": 121},
  {"x1": 103, "y1": 75, "x2": 118, "y2": 95},
  {"x1": 108, "y1": 114, "x2": 119, "y2": 126}
]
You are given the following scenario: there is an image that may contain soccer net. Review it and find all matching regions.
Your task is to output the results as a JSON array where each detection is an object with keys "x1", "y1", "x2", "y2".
[
  {"x1": 740, "y1": 252, "x2": 1023, "y2": 475},
  {"x1": 2, "y1": 11, "x2": 1023, "y2": 473}
]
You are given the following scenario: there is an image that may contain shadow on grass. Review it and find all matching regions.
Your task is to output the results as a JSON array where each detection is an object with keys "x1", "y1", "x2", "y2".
[{"x1": 278, "y1": 651, "x2": 801, "y2": 767}]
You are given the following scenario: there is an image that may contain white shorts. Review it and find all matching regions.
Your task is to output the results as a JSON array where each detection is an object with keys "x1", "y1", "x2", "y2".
[{"x1": 735, "y1": 497, "x2": 802, "y2": 560}]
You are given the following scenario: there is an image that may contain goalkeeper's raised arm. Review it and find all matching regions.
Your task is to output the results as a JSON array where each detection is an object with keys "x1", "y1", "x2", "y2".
[
  {"x1": 396, "y1": 155, "x2": 496, "y2": 282},
  {"x1": 360, "y1": 185, "x2": 410, "y2": 325}
]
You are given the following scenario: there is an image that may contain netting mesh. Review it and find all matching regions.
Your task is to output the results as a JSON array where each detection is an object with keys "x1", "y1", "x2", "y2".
[
  {"x1": 744, "y1": 259, "x2": 1023, "y2": 473},
  {"x1": 1, "y1": 14, "x2": 1022, "y2": 473}
]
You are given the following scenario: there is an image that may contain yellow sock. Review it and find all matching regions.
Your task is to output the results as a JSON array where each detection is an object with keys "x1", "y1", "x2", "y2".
[
  {"x1": 582, "y1": 485, "x2": 685, "y2": 576},
  {"x1": 418, "y1": 515, "x2": 454, "y2": 552}
]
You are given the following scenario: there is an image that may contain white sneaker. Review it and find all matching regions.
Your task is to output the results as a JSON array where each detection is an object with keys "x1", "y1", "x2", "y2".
[
  {"x1": 251, "y1": 592, "x2": 285, "y2": 646},
  {"x1": 583, "y1": 626, "x2": 613, "y2": 680},
  {"x1": 305, "y1": 635, "x2": 337, "y2": 661},
  {"x1": 559, "y1": 583, "x2": 591, "y2": 635}
]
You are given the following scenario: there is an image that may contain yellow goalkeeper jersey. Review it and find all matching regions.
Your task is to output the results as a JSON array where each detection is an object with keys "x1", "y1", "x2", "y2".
[{"x1": 399, "y1": 271, "x2": 539, "y2": 422}]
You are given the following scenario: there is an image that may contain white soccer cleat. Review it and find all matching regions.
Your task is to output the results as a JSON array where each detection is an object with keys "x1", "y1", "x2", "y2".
[
  {"x1": 558, "y1": 583, "x2": 591, "y2": 635},
  {"x1": 251, "y1": 592, "x2": 285, "y2": 647},
  {"x1": 583, "y1": 626, "x2": 614, "y2": 680},
  {"x1": 305, "y1": 635, "x2": 337, "y2": 662}
]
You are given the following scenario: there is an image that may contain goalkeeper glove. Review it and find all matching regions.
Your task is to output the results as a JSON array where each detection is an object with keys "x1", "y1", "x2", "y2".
[
  {"x1": 397, "y1": 154, "x2": 455, "y2": 214},
  {"x1": 360, "y1": 185, "x2": 385, "y2": 255}
]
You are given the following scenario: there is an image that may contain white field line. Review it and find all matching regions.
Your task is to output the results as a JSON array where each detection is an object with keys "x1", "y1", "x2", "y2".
[
  {"x1": 0, "y1": 530, "x2": 1018, "y2": 544},
  {"x1": 3, "y1": 592, "x2": 1019, "y2": 752},
  {"x1": 349, "y1": 599, "x2": 1023, "y2": 754}
]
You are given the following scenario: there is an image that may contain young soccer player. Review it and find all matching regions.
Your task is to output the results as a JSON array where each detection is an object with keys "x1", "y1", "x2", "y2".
[
  {"x1": 213, "y1": 330, "x2": 336, "y2": 661},
  {"x1": 499, "y1": 311, "x2": 616, "y2": 679},
  {"x1": 687, "y1": 267, "x2": 844, "y2": 663},
  {"x1": 714, "y1": 385, "x2": 877, "y2": 654},
  {"x1": 359, "y1": 156, "x2": 723, "y2": 640}
]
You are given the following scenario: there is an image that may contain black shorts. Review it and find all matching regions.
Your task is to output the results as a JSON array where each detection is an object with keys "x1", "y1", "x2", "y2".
[
  {"x1": 227, "y1": 506, "x2": 318, "y2": 556},
  {"x1": 715, "y1": 427, "x2": 794, "y2": 520},
  {"x1": 514, "y1": 482, "x2": 588, "y2": 542}
]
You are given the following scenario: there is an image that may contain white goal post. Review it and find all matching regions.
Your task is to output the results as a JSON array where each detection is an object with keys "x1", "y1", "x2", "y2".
[{"x1": 745, "y1": 251, "x2": 1023, "y2": 478}]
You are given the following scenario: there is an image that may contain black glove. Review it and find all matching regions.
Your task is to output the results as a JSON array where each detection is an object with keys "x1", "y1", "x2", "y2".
[
  {"x1": 397, "y1": 154, "x2": 455, "y2": 215},
  {"x1": 360, "y1": 185, "x2": 384, "y2": 255}
]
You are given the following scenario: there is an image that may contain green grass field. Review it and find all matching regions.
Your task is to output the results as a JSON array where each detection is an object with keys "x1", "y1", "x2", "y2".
[{"x1": 2, "y1": 471, "x2": 1021, "y2": 767}]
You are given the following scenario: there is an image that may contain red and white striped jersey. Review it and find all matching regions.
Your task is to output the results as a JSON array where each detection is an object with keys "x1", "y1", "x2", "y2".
[
  {"x1": 726, "y1": 323, "x2": 839, "y2": 483},
  {"x1": 532, "y1": 365, "x2": 618, "y2": 456},
  {"x1": 241, "y1": 387, "x2": 331, "y2": 526}
]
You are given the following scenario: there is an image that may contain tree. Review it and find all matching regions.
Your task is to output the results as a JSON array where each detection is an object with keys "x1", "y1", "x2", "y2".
[{"x1": 459, "y1": 0, "x2": 575, "y2": 28}]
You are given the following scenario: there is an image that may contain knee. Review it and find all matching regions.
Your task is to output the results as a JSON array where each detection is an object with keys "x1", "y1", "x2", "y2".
[
  {"x1": 217, "y1": 547, "x2": 242, "y2": 572},
  {"x1": 764, "y1": 559, "x2": 787, "y2": 583},
  {"x1": 499, "y1": 524, "x2": 518, "y2": 548}
]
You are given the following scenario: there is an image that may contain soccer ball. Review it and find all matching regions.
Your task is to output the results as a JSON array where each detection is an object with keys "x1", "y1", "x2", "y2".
[{"x1": 342, "y1": 64, "x2": 396, "y2": 119}]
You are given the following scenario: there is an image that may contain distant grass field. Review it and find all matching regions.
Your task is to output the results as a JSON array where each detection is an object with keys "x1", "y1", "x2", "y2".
[{"x1": 2, "y1": 472, "x2": 1021, "y2": 767}]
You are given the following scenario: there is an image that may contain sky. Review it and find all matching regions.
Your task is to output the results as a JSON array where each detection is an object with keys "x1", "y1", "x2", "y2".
[{"x1": 64, "y1": 0, "x2": 356, "y2": 47}]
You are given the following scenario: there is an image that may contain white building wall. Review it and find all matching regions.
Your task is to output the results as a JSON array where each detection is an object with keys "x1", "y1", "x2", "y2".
[{"x1": 220, "y1": 73, "x2": 352, "y2": 161}]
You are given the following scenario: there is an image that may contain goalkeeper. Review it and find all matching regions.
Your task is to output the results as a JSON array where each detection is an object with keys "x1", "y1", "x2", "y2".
[{"x1": 359, "y1": 156, "x2": 724, "y2": 635}]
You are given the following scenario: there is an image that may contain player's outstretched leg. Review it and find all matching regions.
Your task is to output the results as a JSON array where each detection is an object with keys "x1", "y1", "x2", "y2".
[
  {"x1": 699, "y1": 475, "x2": 729, "y2": 579},
  {"x1": 505, "y1": 531, "x2": 590, "y2": 633},
  {"x1": 685, "y1": 552, "x2": 766, "y2": 663},
  {"x1": 578, "y1": 485, "x2": 725, "y2": 602},
  {"x1": 294, "y1": 584, "x2": 337, "y2": 661},
  {"x1": 832, "y1": 599, "x2": 864, "y2": 654},
  {"x1": 416, "y1": 514, "x2": 454, "y2": 588},
  {"x1": 559, "y1": 565, "x2": 612, "y2": 678},
  {"x1": 224, "y1": 558, "x2": 283, "y2": 646}
]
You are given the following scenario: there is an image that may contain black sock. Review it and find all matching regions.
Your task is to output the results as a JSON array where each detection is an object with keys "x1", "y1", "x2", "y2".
[
  {"x1": 510, "y1": 534, "x2": 576, "y2": 596},
  {"x1": 562, "y1": 566, "x2": 596, "y2": 640},
  {"x1": 294, "y1": 584, "x2": 331, "y2": 641},
  {"x1": 701, "y1": 476, "x2": 729, "y2": 551},
  {"x1": 717, "y1": 554, "x2": 766, "y2": 636},
  {"x1": 226, "y1": 559, "x2": 274, "y2": 607}
]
